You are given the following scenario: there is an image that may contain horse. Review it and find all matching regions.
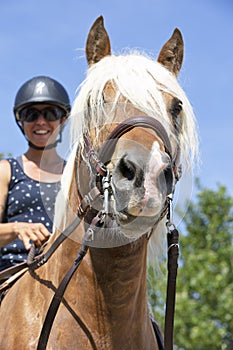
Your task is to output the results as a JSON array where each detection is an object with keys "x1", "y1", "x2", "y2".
[{"x1": 0, "y1": 16, "x2": 198, "y2": 350}]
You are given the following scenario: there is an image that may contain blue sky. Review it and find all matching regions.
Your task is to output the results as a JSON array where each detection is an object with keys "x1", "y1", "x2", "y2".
[{"x1": 0, "y1": 0, "x2": 232, "y2": 199}]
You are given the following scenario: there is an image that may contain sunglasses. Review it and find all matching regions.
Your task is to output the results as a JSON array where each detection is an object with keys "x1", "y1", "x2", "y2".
[{"x1": 20, "y1": 106, "x2": 64, "y2": 123}]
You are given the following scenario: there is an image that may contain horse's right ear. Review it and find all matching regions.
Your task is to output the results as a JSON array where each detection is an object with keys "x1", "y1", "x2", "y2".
[
  {"x1": 157, "y1": 28, "x2": 184, "y2": 76},
  {"x1": 86, "y1": 16, "x2": 111, "y2": 66}
]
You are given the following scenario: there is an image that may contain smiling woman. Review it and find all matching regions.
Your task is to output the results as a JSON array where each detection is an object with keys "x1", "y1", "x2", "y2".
[
  {"x1": 0, "y1": 76, "x2": 71, "y2": 272},
  {"x1": 21, "y1": 104, "x2": 64, "y2": 150}
]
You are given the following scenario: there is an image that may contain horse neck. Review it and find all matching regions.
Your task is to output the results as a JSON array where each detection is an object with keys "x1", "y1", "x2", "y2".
[
  {"x1": 76, "y1": 236, "x2": 157, "y2": 348},
  {"x1": 88, "y1": 237, "x2": 148, "y2": 308},
  {"x1": 42, "y1": 226, "x2": 157, "y2": 348}
]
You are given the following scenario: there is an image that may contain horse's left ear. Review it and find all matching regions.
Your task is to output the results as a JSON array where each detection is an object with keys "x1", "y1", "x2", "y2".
[
  {"x1": 157, "y1": 28, "x2": 184, "y2": 76},
  {"x1": 86, "y1": 16, "x2": 111, "y2": 66}
]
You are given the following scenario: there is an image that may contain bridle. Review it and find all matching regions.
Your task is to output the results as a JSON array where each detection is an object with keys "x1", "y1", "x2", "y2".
[
  {"x1": 84, "y1": 115, "x2": 179, "y2": 199},
  {"x1": 0, "y1": 116, "x2": 180, "y2": 350}
]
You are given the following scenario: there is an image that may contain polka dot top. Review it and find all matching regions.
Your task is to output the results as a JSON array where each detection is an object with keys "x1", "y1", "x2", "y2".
[{"x1": 0, "y1": 157, "x2": 61, "y2": 270}]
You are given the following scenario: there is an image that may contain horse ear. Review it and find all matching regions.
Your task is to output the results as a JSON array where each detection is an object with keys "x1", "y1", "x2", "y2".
[
  {"x1": 157, "y1": 28, "x2": 184, "y2": 76},
  {"x1": 86, "y1": 16, "x2": 111, "y2": 66}
]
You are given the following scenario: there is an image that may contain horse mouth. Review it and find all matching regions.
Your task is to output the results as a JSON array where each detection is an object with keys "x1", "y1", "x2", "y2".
[
  {"x1": 117, "y1": 210, "x2": 137, "y2": 224},
  {"x1": 116, "y1": 208, "x2": 160, "y2": 238}
]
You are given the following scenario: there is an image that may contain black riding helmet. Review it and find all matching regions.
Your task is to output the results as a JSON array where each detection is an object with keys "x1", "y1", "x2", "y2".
[{"x1": 13, "y1": 76, "x2": 71, "y2": 150}]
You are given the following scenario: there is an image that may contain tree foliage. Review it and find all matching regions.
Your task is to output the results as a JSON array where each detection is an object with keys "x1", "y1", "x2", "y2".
[
  {"x1": 148, "y1": 183, "x2": 233, "y2": 349},
  {"x1": 0, "y1": 152, "x2": 12, "y2": 160}
]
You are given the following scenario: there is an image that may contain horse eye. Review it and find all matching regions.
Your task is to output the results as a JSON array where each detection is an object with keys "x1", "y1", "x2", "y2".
[
  {"x1": 170, "y1": 99, "x2": 183, "y2": 133},
  {"x1": 171, "y1": 99, "x2": 183, "y2": 117}
]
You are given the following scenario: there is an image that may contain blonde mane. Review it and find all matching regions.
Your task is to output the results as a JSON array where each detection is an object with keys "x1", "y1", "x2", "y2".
[
  {"x1": 54, "y1": 51, "x2": 199, "y2": 267},
  {"x1": 71, "y1": 52, "x2": 198, "y2": 165}
]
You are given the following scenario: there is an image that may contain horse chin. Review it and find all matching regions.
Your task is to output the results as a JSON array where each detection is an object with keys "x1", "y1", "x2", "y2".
[{"x1": 116, "y1": 210, "x2": 160, "y2": 238}]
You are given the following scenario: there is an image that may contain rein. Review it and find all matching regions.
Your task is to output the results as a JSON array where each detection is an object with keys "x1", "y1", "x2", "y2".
[
  {"x1": 0, "y1": 115, "x2": 179, "y2": 350},
  {"x1": 164, "y1": 206, "x2": 180, "y2": 350}
]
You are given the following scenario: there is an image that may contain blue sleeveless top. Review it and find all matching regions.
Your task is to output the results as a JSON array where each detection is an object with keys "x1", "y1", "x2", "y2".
[{"x1": 0, "y1": 157, "x2": 61, "y2": 271}]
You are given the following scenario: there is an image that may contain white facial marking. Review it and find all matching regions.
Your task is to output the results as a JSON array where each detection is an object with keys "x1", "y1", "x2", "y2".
[{"x1": 141, "y1": 141, "x2": 168, "y2": 216}]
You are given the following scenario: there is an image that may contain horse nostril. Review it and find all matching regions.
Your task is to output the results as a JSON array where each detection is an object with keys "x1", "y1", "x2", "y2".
[
  {"x1": 118, "y1": 157, "x2": 136, "y2": 181},
  {"x1": 163, "y1": 165, "x2": 173, "y2": 195}
]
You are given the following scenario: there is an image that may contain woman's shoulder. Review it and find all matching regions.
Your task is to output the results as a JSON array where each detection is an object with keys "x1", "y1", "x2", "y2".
[
  {"x1": 0, "y1": 159, "x2": 11, "y2": 185},
  {"x1": 0, "y1": 156, "x2": 23, "y2": 183},
  {"x1": 0, "y1": 159, "x2": 11, "y2": 174},
  {"x1": 0, "y1": 158, "x2": 10, "y2": 166}
]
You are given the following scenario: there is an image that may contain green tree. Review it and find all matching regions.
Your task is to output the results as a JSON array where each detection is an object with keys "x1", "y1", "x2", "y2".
[
  {"x1": 148, "y1": 183, "x2": 233, "y2": 349},
  {"x1": 0, "y1": 153, "x2": 12, "y2": 160}
]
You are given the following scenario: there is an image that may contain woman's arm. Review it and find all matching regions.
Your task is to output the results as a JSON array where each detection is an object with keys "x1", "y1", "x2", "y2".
[
  {"x1": 0, "y1": 160, "x2": 14, "y2": 245},
  {"x1": 0, "y1": 160, "x2": 50, "y2": 249}
]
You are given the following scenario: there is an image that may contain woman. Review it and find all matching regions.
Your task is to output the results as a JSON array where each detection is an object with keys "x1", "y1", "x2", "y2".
[{"x1": 0, "y1": 76, "x2": 71, "y2": 271}]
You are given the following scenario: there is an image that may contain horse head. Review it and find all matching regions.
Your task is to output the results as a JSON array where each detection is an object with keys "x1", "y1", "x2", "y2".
[{"x1": 64, "y1": 16, "x2": 198, "y2": 246}]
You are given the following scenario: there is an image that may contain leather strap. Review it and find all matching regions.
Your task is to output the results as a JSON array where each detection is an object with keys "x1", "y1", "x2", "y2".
[
  {"x1": 37, "y1": 245, "x2": 88, "y2": 350},
  {"x1": 0, "y1": 186, "x2": 101, "y2": 283},
  {"x1": 27, "y1": 186, "x2": 100, "y2": 270},
  {"x1": 164, "y1": 228, "x2": 179, "y2": 350},
  {"x1": 0, "y1": 261, "x2": 28, "y2": 283},
  {"x1": 151, "y1": 317, "x2": 164, "y2": 350},
  {"x1": 98, "y1": 116, "x2": 173, "y2": 164}
]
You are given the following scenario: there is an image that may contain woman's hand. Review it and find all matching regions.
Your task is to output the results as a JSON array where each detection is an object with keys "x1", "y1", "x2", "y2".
[{"x1": 13, "y1": 222, "x2": 51, "y2": 250}]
